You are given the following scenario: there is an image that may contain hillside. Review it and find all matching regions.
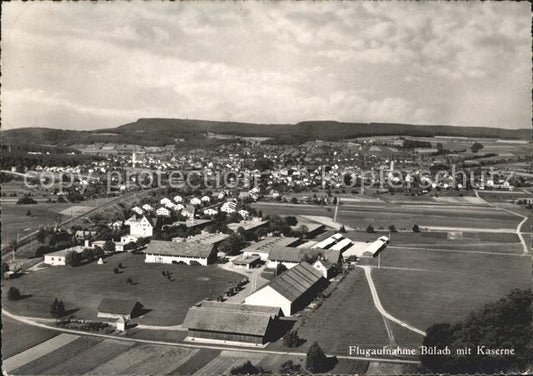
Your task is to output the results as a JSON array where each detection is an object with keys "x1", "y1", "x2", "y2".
[{"x1": 1, "y1": 119, "x2": 529, "y2": 147}]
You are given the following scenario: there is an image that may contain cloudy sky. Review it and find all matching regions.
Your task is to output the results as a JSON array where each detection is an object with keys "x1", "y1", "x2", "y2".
[{"x1": 2, "y1": 2, "x2": 531, "y2": 130}]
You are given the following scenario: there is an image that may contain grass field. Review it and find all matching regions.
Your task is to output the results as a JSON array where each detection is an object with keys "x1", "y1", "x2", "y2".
[
  {"x1": 368, "y1": 248, "x2": 531, "y2": 331},
  {"x1": 253, "y1": 202, "x2": 521, "y2": 232},
  {"x1": 2, "y1": 252, "x2": 243, "y2": 325},
  {"x1": 294, "y1": 268, "x2": 392, "y2": 353}
]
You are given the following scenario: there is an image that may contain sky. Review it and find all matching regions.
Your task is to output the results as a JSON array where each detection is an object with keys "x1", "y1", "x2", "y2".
[{"x1": 1, "y1": 2, "x2": 531, "y2": 130}]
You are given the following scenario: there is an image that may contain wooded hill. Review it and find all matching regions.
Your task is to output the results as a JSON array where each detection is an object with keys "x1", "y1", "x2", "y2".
[{"x1": 2, "y1": 118, "x2": 529, "y2": 147}]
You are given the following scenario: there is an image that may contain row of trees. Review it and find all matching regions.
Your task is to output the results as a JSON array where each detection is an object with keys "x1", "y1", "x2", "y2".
[{"x1": 230, "y1": 341, "x2": 330, "y2": 374}]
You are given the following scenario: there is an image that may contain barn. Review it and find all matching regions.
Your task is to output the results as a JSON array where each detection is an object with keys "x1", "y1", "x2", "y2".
[
  {"x1": 183, "y1": 301, "x2": 282, "y2": 345},
  {"x1": 244, "y1": 262, "x2": 326, "y2": 316},
  {"x1": 144, "y1": 240, "x2": 217, "y2": 265},
  {"x1": 97, "y1": 298, "x2": 144, "y2": 320}
]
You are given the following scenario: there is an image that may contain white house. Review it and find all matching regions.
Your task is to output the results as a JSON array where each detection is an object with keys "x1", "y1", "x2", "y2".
[
  {"x1": 221, "y1": 201, "x2": 237, "y2": 214},
  {"x1": 120, "y1": 234, "x2": 138, "y2": 244},
  {"x1": 144, "y1": 240, "x2": 217, "y2": 265},
  {"x1": 238, "y1": 209, "x2": 250, "y2": 219},
  {"x1": 165, "y1": 202, "x2": 177, "y2": 210},
  {"x1": 174, "y1": 203, "x2": 185, "y2": 211},
  {"x1": 44, "y1": 240, "x2": 94, "y2": 266},
  {"x1": 203, "y1": 208, "x2": 218, "y2": 216},
  {"x1": 142, "y1": 204, "x2": 154, "y2": 212},
  {"x1": 131, "y1": 206, "x2": 143, "y2": 215},
  {"x1": 160, "y1": 197, "x2": 172, "y2": 206},
  {"x1": 108, "y1": 220, "x2": 123, "y2": 230},
  {"x1": 244, "y1": 262, "x2": 325, "y2": 316},
  {"x1": 173, "y1": 195, "x2": 183, "y2": 203},
  {"x1": 129, "y1": 215, "x2": 154, "y2": 237},
  {"x1": 201, "y1": 195, "x2": 211, "y2": 204},
  {"x1": 312, "y1": 258, "x2": 335, "y2": 279},
  {"x1": 156, "y1": 207, "x2": 171, "y2": 217},
  {"x1": 190, "y1": 197, "x2": 202, "y2": 206},
  {"x1": 124, "y1": 215, "x2": 137, "y2": 226}
]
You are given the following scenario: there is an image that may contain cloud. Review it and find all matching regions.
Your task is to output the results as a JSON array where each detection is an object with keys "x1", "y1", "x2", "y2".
[{"x1": 1, "y1": 1, "x2": 530, "y2": 130}]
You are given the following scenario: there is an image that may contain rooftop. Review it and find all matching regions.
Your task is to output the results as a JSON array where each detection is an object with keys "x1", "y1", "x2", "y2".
[
  {"x1": 242, "y1": 237, "x2": 301, "y2": 254},
  {"x1": 266, "y1": 262, "x2": 324, "y2": 302},
  {"x1": 98, "y1": 298, "x2": 142, "y2": 315},
  {"x1": 145, "y1": 240, "x2": 214, "y2": 258},
  {"x1": 183, "y1": 301, "x2": 280, "y2": 336}
]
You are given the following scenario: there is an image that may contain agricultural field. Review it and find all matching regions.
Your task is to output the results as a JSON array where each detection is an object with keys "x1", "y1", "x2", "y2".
[
  {"x1": 2, "y1": 252, "x2": 243, "y2": 326},
  {"x1": 1, "y1": 317, "x2": 59, "y2": 359},
  {"x1": 1, "y1": 203, "x2": 68, "y2": 246}
]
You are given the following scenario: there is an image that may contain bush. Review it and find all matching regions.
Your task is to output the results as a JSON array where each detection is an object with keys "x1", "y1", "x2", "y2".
[
  {"x1": 283, "y1": 329, "x2": 302, "y2": 348},
  {"x1": 7, "y1": 287, "x2": 21, "y2": 301},
  {"x1": 279, "y1": 360, "x2": 301, "y2": 374},
  {"x1": 16, "y1": 195, "x2": 37, "y2": 205},
  {"x1": 339, "y1": 224, "x2": 346, "y2": 233},
  {"x1": 388, "y1": 225, "x2": 397, "y2": 232},
  {"x1": 113, "y1": 267, "x2": 120, "y2": 274},
  {"x1": 412, "y1": 224, "x2": 420, "y2": 233},
  {"x1": 366, "y1": 225, "x2": 375, "y2": 233}
]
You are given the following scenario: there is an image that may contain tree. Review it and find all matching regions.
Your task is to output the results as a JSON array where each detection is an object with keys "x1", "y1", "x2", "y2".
[
  {"x1": 471, "y1": 142, "x2": 484, "y2": 153},
  {"x1": 65, "y1": 251, "x2": 81, "y2": 266},
  {"x1": 103, "y1": 240, "x2": 115, "y2": 254},
  {"x1": 230, "y1": 361, "x2": 268, "y2": 375},
  {"x1": 276, "y1": 263, "x2": 288, "y2": 276},
  {"x1": 26, "y1": 210, "x2": 32, "y2": 216},
  {"x1": 285, "y1": 216, "x2": 298, "y2": 226},
  {"x1": 35, "y1": 245, "x2": 52, "y2": 258},
  {"x1": 50, "y1": 298, "x2": 65, "y2": 317},
  {"x1": 366, "y1": 225, "x2": 375, "y2": 233},
  {"x1": 113, "y1": 267, "x2": 120, "y2": 274},
  {"x1": 412, "y1": 224, "x2": 420, "y2": 233},
  {"x1": 283, "y1": 329, "x2": 302, "y2": 348},
  {"x1": 306, "y1": 342, "x2": 328, "y2": 372},
  {"x1": 290, "y1": 197, "x2": 298, "y2": 204},
  {"x1": 126, "y1": 277, "x2": 133, "y2": 284},
  {"x1": 279, "y1": 360, "x2": 301, "y2": 374},
  {"x1": 219, "y1": 233, "x2": 246, "y2": 256},
  {"x1": 339, "y1": 224, "x2": 346, "y2": 233},
  {"x1": 81, "y1": 248, "x2": 96, "y2": 261},
  {"x1": 253, "y1": 157, "x2": 274, "y2": 172},
  {"x1": 56, "y1": 300, "x2": 66, "y2": 317},
  {"x1": 388, "y1": 225, "x2": 397, "y2": 232},
  {"x1": 420, "y1": 289, "x2": 532, "y2": 373},
  {"x1": 7, "y1": 287, "x2": 21, "y2": 301}
]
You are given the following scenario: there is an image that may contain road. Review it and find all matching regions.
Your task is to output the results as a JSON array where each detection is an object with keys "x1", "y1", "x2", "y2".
[
  {"x1": 357, "y1": 265, "x2": 426, "y2": 337},
  {"x1": 1, "y1": 308, "x2": 420, "y2": 365}
]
